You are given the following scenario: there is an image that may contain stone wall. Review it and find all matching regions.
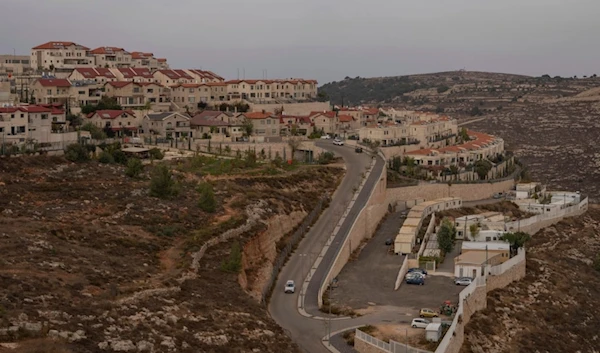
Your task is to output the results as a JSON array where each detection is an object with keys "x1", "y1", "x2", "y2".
[
  {"x1": 387, "y1": 179, "x2": 514, "y2": 202},
  {"x1": 486, "y1": 251, "x2": 526, "y2": 292},
  {"x1": 193, "y1": 140, "x2": 326, "y2": 161}
]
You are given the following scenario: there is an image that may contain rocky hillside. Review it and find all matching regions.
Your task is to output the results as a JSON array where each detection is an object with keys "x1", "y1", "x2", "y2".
[
  {"x1": 461, "y1": 205, "x2": 600, "y2": 353},
  {"x1": 0, "y1": 156, "x2": 343, "y2": 352}
]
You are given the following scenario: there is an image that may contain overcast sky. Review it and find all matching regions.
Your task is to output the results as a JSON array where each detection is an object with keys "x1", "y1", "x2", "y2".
[{"x1": 3, "y1": 0, "x2": 599, "y2": 84}]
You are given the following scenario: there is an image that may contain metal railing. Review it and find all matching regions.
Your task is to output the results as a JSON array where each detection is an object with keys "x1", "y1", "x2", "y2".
[{"x1": 355, "y1": 329, "x2": 433, "y2": 353}]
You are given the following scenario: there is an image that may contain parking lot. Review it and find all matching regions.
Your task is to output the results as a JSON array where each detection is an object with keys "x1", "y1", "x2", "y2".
[{"x1": 330, "y1": 211, "x2": 465, "y2": 317}]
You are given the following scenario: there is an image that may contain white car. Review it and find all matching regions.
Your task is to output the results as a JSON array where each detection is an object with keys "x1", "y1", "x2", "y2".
[
  {"x1": 284, "y1": 280, "x2": 295, "y2": 293},
  {"x1": 333, "y1": 139, "x2": 344, "y2": 146},
  {"x1": 454, "y1": 277, "x2": 473, "y2": 286},
  {"x1": 320, "y1": 134, "x2": 331, "y2": 140},
  {"x1": 411, "y1": 318, "x2": 430, "y2": 329}
]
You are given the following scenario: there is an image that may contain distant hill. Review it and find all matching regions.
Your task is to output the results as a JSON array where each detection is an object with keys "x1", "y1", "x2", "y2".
[{"x1": 318, "y1": 71, "x2": 534, "y2": 106}]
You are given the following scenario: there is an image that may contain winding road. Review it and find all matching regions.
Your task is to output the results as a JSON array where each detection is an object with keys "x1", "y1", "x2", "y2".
[{"x1": 268, "y1": 141, "x2": 389, "y2": 353}]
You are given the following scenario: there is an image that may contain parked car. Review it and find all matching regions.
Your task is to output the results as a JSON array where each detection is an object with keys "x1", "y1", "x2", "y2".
[
  {"x1": 333, "y1": 139, "x2": 344, "y2": 146},
  {"x1": 385, "y1": 238, "x2": 393, "y2": 245},
  {"x1": 419, "y1": 308, "x2": 439, "y2": 318},
  {"x1": 320, "y1": 134, "x2": 331, "y2": 140},
  {"x1": 406, "y1": 274, "x2": 425, "y2": 285},
  {"x1": 411, "y1": 318, "x2": 430, "y2": 329},
  {"x1": 454, "y1": 277, "x2": 473, "y2": 286},
  {"x1": 355, "y1": 147, "x2": 363, "y2": 153},
  {"x1": 284, "y1": 280, "x2": 295, "y2": 293},
  {"x1": 408, "y1": 268, "x2": 428, "y2": 277}
]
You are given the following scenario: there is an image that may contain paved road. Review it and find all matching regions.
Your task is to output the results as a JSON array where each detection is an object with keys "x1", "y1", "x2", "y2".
[{"x1": 268, "y1": 141, "x2": 382, "y2": 353}]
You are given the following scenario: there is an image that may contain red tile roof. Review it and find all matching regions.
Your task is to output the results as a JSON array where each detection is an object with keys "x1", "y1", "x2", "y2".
[
  {"x1": 157, "y1": 58, "x2": 167, "y2": 62},
  {"x1": 37, "y1": 78, "x2": 71, "y2": 87},
  {"x1": 32, "y1": 41, "x2": 89, "y2": 50},
  {"x1": 338, "y1": 114, "x2": 354, "y2": 123},
  {"x1": 223, "y1": 79, "x2": 317, "y2": 85},
  {"x1": 407, "y1": 130, "x2": 498, "y2": 156},
  {"x1": 88, "y1": 110, "x2": 135, "y2": 120},
  {"x1": 131, "y1": 52, "x2": 154, "y2": 59},
  {"x1": 244, "y1": 112, "x2": 273, "y2": 119},
  {"x1": 89, "y1": 47, "x2": 128, "y2": 55},
  {"x1": 309, "y1": 111, "x2": 336, "y2": 119},
  {"x1": 117, "y1": 68, "x2": 154, "y2": 79},
  {"x1": 72, "y1": 68, "x2": 116, "y2": 79},
  {"x1": 105, "y1": 81, "x2": 132, "y2": 88},
  {"x1": 156, "y1": 69, "x2": 193, "y2": 80},
  {"x1": 0, "y1": 107, "x2": 26, "y2": 113}
]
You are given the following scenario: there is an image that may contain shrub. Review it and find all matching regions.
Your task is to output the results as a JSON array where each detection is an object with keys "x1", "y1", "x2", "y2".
[
  {"x1": 148, "y1": 148, "x2": 164, "y2": 160},
  {"x1": 64, "y1": 143, "x2": 90, "y2": 162},
  {"x1": 197, "y1": 182, "x2": 217, "y2": 213},
  {"x1": 112, "y1": 149, "x2": 128, "y2": 165},
  {"x1": 317, "y1": 151, "x2": 335, "y2": 164},
  {"x1": 80, "y1": 122, "x2": 107, "y2": 140},
  {"x1": 149, "y1": 164, "x2": 179, "y2": 198},
  {"x1": 220, "y1": 241, "x2": 242, "y2": 273},
  {"x1": 125, "y1": 158, "x2": 144, "y2": 178},
  {"x1": 98, "y1": 150, "x2": 115, "y2": 164}
]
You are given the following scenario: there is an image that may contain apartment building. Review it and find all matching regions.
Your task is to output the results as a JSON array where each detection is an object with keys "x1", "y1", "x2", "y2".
[
  {"x1": 71, "y1": 80, "x2": 103, "y2": 107},
  {"x1": 0, "y1": 55, "x2": 32, "y2": 75},
  {"x1": 190, "y1": 111, "x2": 244, "y2": 141},
  {"x1": 109, "y1": 68, "x2": 154, "y2": 83},
  {"x1": 405, "y1": 130, "x2": 505, "y2": 168},
  {"x1": 31, "y1": 42, "x2": 93, "y2": 71},
  {"x1": 31, "y1": 78, "x2": 72, "y2": 105},
  {"x1": 224, "y1": 79, "x2": 318, "y2": 102},
  {"x1": 142, "y1": 112, "x2": 191, "y2": 138},
  {"x1": 27, "y1": 105, "x2": 67, "y2": 142},
  {"x1": 157, "y1": 58, "x2": 169, "y2": 70},
  {"x1": 337, "y1": 108, "x2": 365, "y2": 127},
  {"x1": 186, "y1": 69, "x2": 224, "y2": 83},
  {"x1": 68, "y1": 68, "x2": 117, "y2": 84},
  {"x1": 0, "y1": 107, "x2": 28, "y2": 143},
  {"x1": 241, "y1": 112, "x2": 280, "y2": 138},
  {"x1": 104, "y1": 81, "x2": 166, "y2": 107},
  {"x1": 358, "y1": 114, "x2": 457, "y2": 147},
  {"x1": 279, "y1": 115, "x2": 314, "y2": 136},
  {"x1": 89, "y1": 47, "x2": 133, "y2": 68},
  {"x1": 86, "y1": 110, "x2": 139, "y2": 136}
]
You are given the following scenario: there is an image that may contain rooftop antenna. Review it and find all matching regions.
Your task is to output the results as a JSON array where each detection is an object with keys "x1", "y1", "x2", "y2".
[
  {"x1": 243, "y1": 68, "x2": 245, "y2": 80},
  {"x1": 237, "y1": 68, "x2": 239, "y2": 80}
]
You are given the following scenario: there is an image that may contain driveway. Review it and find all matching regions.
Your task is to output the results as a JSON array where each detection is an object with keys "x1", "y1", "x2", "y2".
[{"x1": 329, "y1": 211, "x2": 407, "y2": 310}]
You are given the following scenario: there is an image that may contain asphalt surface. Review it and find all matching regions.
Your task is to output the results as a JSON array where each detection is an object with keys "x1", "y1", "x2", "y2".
[
  {"x1": 330, "y1": 211, "x2": 407, "y2": 310},
  {"x1": 268, "y1": 141, "x2": 382, "y2": 353}
]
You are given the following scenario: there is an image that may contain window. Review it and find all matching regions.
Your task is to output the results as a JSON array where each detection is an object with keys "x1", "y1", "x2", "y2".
[
  {"x1": 47, "y1": 89, "x2": 52, "y2": 95},
  {"x1": 272, "y1": 129, "x2": 276, "y2": 134},
  {"x1": 41, "y1": 114, "x2": 48, "y2": 120},
  {"x1": 266, "y1": 119, "x2": 271, "y2": 124}
]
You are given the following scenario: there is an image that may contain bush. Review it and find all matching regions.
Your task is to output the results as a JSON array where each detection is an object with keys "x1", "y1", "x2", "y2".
[
  {"x1": 125, "y1": 158, "x2": 144, "y2": 178},
  {"x1": 98, "y1": 150, "x2": 115, "y2": 164},
  {"x1": 197, "y1": 182, "x2": 217, "y2": 213},
  {"x1": 221, "y1": 241, "x2": 242, "y2": 273},
  {"x1": 149, "y1": 164, "x2": 179, "y2": 199},
  {"x1": 112, "y1": 149, "x2": 128, "y2": 165},
  {"x1": 64, "y1": 143, "x2": 90, "y2": 162},
  {"x1": 317, "y1": 151, "x2": 335, "y2": 164},
  {"x1": 80, "y1": 122, "x2": 107, "y2": 140},
  {"x1": 148, "y1": 148, "x2": 164, "y2": 160}
]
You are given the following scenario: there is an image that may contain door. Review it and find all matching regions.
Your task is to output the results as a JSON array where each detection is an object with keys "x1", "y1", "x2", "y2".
[{"x1": 472, "y1": 269, "x2": 477, "y2": 278}]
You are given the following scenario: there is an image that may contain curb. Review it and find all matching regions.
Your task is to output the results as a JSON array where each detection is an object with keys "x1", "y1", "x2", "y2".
[
  {"x1": 297, "y1": 157, "x2": 377, "y2": 320},
  {"x1": 321, "y1": 325, "x2": 364, "y2": 353}
]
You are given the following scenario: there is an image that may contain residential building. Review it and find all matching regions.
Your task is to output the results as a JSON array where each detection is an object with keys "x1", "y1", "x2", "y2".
[
  {"x1": 153, "y1": 69, "x2": 195, "y2": 86},
  {"x1": 185, "y1": 69, "x2": 224, "y2": 83},
  {"x1": 131, "y1": 52, "x2": 159, "y2": 70},
  {"x1": 224, "y1": 79, "x2": 318, "y2": 102},
  {"x1": 460, "y1": 241, "x2": 510, "y2": 264},
  {"x1": 86, "y1": 110, "x2": 139, "y2": 136},
  {"x1": 338, "y1": 114, "x2": 358, "y2": 131},
  {"x1": 359, "y1": 115, "x2": 457, "y2": 147},
  {"x1": 89, "y1": 47, "x2": 132, "y2": 68},
  {"x1": 157, "y1": 58, "x2": 169, "y2": 70},
  {"x1": 241, "y1": 112, "x2": 280, "y2": 138},
  {"x1": 0, "y1": 55, "x2": 32, "y2": 75},
  {"x1": 405, "y1": 130, "x2": 504, "y2": 168},
  {"x1": 309, "y1": 111, "x2": 338, "y2": 134},
  {"x1": 26, "y1": 105, "x2": 67, "y2": 142},
  {"x1": 142, "y1": 112, "x2": 191, "y2": 138},
  {"x1": 454, "y1": 251, "x2": 504, "y2": 278},
  {"x1": 208, "y1": 82, "x2": 228, "y2": 102},
  {"x1": 109, "y1": 68, "x2": 155, "y2": 83},
  {"x1": 337, "y1": 108, "x2": 364, "y2": 128},
  {"x1": 190, "y1": 111, "x2": 244, "y2": 141},
  {"x1": 0, "y1": 107, "x2": 28, "y2": 143},
  {"x1": 104, "y1": 81, "x2": 166, "y2": 107},
  {"x1": 31, "y1": 41, "x2": 93, "y2": 71},
  {"x1": 31, "y1": 78, "x2": 71, "y2": 105},
  {"x1": 279, "y1": 115, "x2": 314, "y2": 136},
  {"x1": 68, "y1": 68, "x2": 117, "y2": 84},
  {"x1": 170, "y1": 83, "x2": 212, "y2": 108},
  {"x1": 70, "y1": 80, "x2": 103, "y2": 107}
]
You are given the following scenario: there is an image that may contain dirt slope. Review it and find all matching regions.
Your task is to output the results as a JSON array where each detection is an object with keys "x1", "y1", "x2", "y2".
[{"x1": 462, "y1": 205, "x2": 600, "y2": 353}]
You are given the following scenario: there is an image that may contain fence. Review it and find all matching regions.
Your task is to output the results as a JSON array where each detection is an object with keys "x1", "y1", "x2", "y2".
[
  {"x1": 355, "y1": 328, "x2": 433, "y2": 353},
  {"x1": 260, "y1": 196, "x2": 328, "y2": 304}
]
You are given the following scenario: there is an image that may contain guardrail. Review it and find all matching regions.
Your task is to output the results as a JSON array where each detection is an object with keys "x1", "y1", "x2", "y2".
[{"x1": 355, "y1": 328, "x2": 433, "y2": 353}]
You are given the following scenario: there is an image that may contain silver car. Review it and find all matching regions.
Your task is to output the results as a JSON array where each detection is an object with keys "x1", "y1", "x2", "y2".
[{"x1": 454, "y1": 277, "x2": 473, "y2": 286}]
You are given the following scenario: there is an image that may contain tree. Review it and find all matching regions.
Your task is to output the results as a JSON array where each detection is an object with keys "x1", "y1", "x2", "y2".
[
  {"x1": 125, "y1": 158, "x2": 144, "y2": 178},
  {"x1": 316, "y1": 91, "x2": 329, "y2": 102},
  {"x1": 449, "y1": 164, "x2": 459, "y2": 180},
  {"x1": 242, "y1": 119, "x2": 253, "y2": 137},
  {"x1": 459, "y1": 127, "x2": 470, "y2": 142},
  {"x1": 287, "y1": 137, "x2": 302, "y2": 159},
  {"x1": 149, "y1": 164, "x2": 179, "y2": 199},
  {"x1": 500, "y1": 231, "x2": 531, "y2": 257},
  {"x1": 197, "y1": 182, "x2": 217, "y2": 213},
  {"x1": 474, "y1": 160, "x2": 492, "y2": 180},
  {"x1": 98, "y1": 150, "x2": 115, "y2": 164},
  {"x1": 81, "y1": 96, "x2": 123, "y2": 114},
  {"x1": 220, "y1": 241, "x2": 242, "y2": 273},
  {"x1": 469, "y1": 223, "x2": 480, "y2": 241},
  {"x1": 469, "y1": 106, "x2": 483, "y2": 116},
  {"x1": 66, "y1": 113, "x2": 82, "y2": 128},
  {"x1": 64, "y1": 143, "x2": 90, "y2": 162},
  {"x1": 437, "y1": 217, "x2": 456, "y2": 254},
  {"x1": 148, "y1": 148, "x2": 164, "y2": 160},
  {"x1": 81, "y1": 123, "x2": 107, "y2": 140}
]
